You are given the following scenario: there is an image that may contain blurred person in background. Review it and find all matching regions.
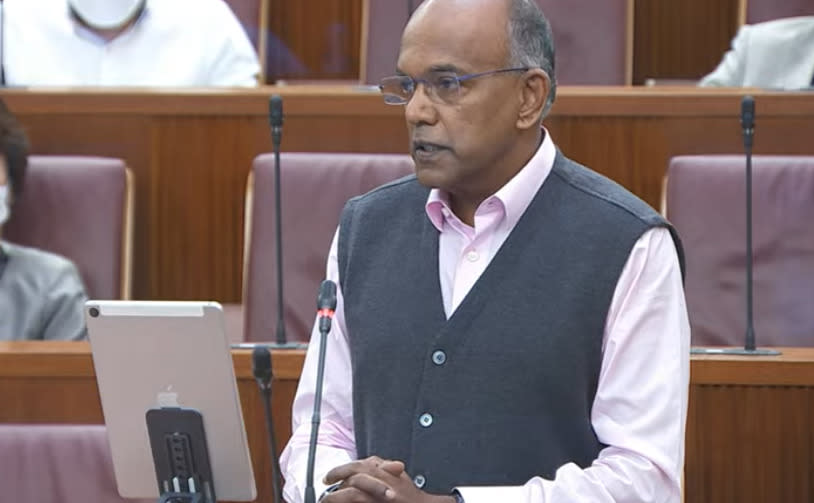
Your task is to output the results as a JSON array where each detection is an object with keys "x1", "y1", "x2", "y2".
[
  {"x1": 0, "y1": 99, "x2": 87, "y2": 341},
  {"x1": 2, "y1": 0, "x2": 260, "y2": 87},
  {"x1": 700, "y1": 16, "x2": 814, "y2": 89}
]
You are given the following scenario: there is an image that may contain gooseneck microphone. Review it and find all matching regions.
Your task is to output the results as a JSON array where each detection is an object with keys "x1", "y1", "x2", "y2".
[
  {"x1": 269, "y1": 94, "x2": 287, "y2": 345},
  {"x1": 737, "y1": 96, "x2": 779, "y2": 355},
  {"x1": 741, "y1": 96, "x2": 756, "y2": 351},
  {"x1": 304, "y1": 280, "x2": 338, "y2": 503},
  {"x1": 690, "y1": 96, "x2": 779, "y2": 356},
  {"x1": 252, "y1": 345, "x2": 282, "y2": 503}
]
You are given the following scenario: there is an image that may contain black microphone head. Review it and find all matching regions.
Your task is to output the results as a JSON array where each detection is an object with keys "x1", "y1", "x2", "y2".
[
  {"x1": 251, "y1": 345, "x2": 273, "y2": 382},
  {"x1": 269, "y1": 94, "x2": 283, "y2": 128},
  {"x1": 317, "y1": 280, "x2": 337, "y2": 311},
  {"x1": 741, "y1": 95, "x2": 755, "y2": 130}
]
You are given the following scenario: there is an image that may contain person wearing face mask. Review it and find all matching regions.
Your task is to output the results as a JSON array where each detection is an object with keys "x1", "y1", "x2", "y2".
[
  {"x1": 0, "y1": 100, "x2": 88, "y2": 341},
  {"x1": 1, "y1": 0, "x2": 261, "y2": 87}
]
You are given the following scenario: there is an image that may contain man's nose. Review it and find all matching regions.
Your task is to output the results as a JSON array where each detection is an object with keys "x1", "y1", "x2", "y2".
[{"x1": 404, "y1": 83, "x2": 438, "y2": 126}]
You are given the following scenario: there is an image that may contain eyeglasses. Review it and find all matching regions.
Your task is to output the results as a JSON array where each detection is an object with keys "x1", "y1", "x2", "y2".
[{"x1": 379, "y1": 67, "x2": 531, "y2": 105}]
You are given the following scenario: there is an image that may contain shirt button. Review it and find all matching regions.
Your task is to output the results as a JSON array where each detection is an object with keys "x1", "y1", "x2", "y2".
[
  {"x1": 413, "y1": 474, "x2": 426, "y2": 488},
  {"x1": 432, "y1": 350, "x2": 447, "y2": 365},
  {"x1": 419, "y1": 413, "x2": 433, "y2": 427},
  {"x1": 466, "y1": 250, "x2": 480, "y2": 262}
]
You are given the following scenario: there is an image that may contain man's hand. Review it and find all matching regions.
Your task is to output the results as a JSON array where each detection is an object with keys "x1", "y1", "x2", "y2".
[{"x1": 322, "y1": 456, "x2": 456, "y2": 503}]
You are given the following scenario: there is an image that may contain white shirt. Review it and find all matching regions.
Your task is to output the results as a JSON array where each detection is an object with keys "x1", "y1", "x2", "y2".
[
  {"x1": 700, "y1": 16, "x2": 814, "y2": 89},
  {"x1": 2, "y1": 0, "x2": 260, "y2": 87},
  {"x1": 281, "y1": 132, "x2": 690, "y2": 503}
]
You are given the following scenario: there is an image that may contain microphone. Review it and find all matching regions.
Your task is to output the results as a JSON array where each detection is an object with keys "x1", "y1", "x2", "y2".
[
  {"x1": 270, "y1": 94, "x2": 283, "y2": 146},
  {"x1": 304, "y1": 280, "x2": 338, "y2": 503},
  {"x1": 741, "y1": 96, "x2": 756, "y2": 351},
  {"x1": 690, "y1": 96, "x2": 779, "y2": 356},
  {"x1": 738, "y1": 96, "x2": 778, "y2": 354},
  {"x1": 252, "y1": 345, "x2": 283, "y2": 503},
  {"x1": 268, "y1": 94, "x2": 289, "y2": 346},
  {"x1": 741, "y1": 95, "x2": 754, "y2": 148}
]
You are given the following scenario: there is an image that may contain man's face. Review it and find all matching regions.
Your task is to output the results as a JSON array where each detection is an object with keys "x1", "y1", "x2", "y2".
[{"x1": 397, "y1": 0, "x2": 525, "y2": 204}]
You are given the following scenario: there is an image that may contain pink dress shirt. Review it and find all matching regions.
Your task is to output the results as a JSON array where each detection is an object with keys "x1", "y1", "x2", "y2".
[{"x1": 280, "y1": 131, "x2": 690, "y2": 503}]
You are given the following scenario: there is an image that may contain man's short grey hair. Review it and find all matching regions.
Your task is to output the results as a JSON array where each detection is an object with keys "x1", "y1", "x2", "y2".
[{"x1": 507, "y1": 0, "x2": 557, "y2": 118}]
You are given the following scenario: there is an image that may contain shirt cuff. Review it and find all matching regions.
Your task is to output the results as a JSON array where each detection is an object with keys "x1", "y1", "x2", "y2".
[{"x1": 456, "y1": 485, "x2": 527, "y2": 503}]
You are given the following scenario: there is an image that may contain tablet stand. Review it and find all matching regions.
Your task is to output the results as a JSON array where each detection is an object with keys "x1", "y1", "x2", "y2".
[{"x1": 146, "y1": 407, "x2": 216, "y2": 503}]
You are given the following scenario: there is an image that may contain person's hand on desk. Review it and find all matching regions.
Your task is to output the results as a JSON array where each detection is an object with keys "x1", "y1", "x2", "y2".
[{"x1": 323, "y1": 456, "x2": 457, "y2": 503}]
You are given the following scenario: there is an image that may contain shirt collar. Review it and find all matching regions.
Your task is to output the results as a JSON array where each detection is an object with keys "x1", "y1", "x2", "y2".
[
  {"x1": 425, "y1": 127, "x2": 557, "y2": 232},
  {"x1": 69, "y1": 2, "x2": 150, "y2": 46}
]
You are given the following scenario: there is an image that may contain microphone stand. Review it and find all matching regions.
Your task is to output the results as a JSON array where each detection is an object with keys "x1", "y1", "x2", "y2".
[
  {"x1": 252, "y1": 345, "x2": 282, "y2": 503},
  {"x1": 691, "y1": 96, "x2": 779, "y2": 356},
  {"x1": 304, "y1": 280, "x2": 337, "y2": 503},
  {"x1": 266, "y1": 94, "x2": 304, "y2": 349}
]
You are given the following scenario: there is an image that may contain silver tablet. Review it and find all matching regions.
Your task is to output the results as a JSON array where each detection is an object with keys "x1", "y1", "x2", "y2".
[{"x1": 86, "y1": 301, "x2": 256, "y2": 501}]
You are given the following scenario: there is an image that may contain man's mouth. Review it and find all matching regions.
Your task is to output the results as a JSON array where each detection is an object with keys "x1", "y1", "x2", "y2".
[{"x1": 412, "y1": 141, "x2": 447, "y2": 155}]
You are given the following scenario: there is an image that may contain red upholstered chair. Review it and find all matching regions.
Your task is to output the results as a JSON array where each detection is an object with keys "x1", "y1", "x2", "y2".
[
  {"x1": 361, "y1": 0, "x2": 634, "y2": 86},
  {"x1": 223, "y1": 0, "x2": 262, "y2": 50},
  {"x1": 3, "y1": 156, "x2": 134, "y2": 300},
  {"x1": 360, "y1": 0, "x2": 415, "y2": 84},
  {"x1": 243, "y1": 152, "x2": 414, "y2": 342},
  {"x1": 664, "y1": 155, "x2": 814, "y2": 347},
  {"x1": 0, "y1": 424, "x2": 151, "y2": 503},
  {"x1": 740, "y1": 0, "x2": 814, "y2": 24},
  {"x1": 223, "y1": 0, "x2": 266, "y2": 80},
  {"x1": 536, "y1": 0, "x2": 633, "y2": 85}
]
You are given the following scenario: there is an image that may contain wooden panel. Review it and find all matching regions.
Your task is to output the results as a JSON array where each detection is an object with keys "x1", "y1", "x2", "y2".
[
  {"x1": 266, "y1": 0, "x2": 364, "y2": 82},
  {"x1": 5, "y1": 88, "x2": 814, "y2": 303},
  {"x1": 633, "y1": 0, "x2": 741, "y2": 83},
  {"x1": 686, "y1": 385, "x2": 813, "y2": 501},
  {"x1": 3, "y1": 343, "x2": 814, "y2": 503}
]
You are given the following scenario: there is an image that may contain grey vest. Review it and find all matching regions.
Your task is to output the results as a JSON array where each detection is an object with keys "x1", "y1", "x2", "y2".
[{"x1": 337, "y1": 153, "x2": 682, "y2": 494}]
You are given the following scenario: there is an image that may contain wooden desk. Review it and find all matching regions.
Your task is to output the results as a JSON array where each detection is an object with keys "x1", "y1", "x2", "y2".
[
  {"x1": 2, "y1": 343, "x2": 814, "y2": 502},
  {"x1": 3, "y1": 87, "x2": 814, "y2": 303},
  {"x1": 687, "y1": 347, "x2": 814, "y2": 502}
]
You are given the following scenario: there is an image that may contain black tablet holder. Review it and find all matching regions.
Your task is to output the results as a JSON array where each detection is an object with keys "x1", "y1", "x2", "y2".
[{"x1": 146, "y1": 407, "x2": 216, "y2": 503}]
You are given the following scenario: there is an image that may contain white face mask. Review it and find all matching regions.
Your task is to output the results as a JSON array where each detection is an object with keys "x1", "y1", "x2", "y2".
[
  {"x1": 0, "y1": 185, "x2": 9, "y2": 227},
  {"x1": 68, "y1": 0, "x2": 145, "y2": 29}
]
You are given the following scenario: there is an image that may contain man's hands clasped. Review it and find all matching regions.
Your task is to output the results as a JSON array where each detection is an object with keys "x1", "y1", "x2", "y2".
[{"x1": 321, "y1": 456, "x2": 456, "y2": 503}]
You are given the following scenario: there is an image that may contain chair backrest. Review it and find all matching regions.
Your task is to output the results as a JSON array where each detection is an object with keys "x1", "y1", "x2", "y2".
[
  {"x1": 360, "y1": 0, "x2": 414, "y2": 84},
  {"x1": 223, "y1": 0, "x2": 262, "y2": 49},
  {"x1": 536, "y1": 0, "x2": 633, "y2": 85},
  {"x1": 360, "y1": 0, "x2": 634, "y2": 86},
  {"x1": 243, "y1": 152, "x2": 415, "y2": 342},
  {"x1": 0, "y1": 424, "x2": 151, "y2": 503},
  {"x1": 223, "y1": 0, "x2": 266, "y2": 80},
  {"x1": 3, "y1": 156, "x2": 133, "y2": 300},
  {"x1": 665, "y1": 155, "x2": 814, "y2": 347},
  {"x1": 740, "y1": 0, "x2": 814, "y2": 24}
]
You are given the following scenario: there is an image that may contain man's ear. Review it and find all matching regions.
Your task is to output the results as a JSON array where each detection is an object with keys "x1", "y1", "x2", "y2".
[{"x1": 516, "y1": 69, "x2": 550, "y2": 130}]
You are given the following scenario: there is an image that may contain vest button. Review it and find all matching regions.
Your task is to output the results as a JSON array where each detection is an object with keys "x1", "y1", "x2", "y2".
[
  {"x1": 419, "y1": 413, "x2": 433, "y2": 427},
  {"x1": 413, "y1": 474, "x2": 426, "y2": 488},
  {"x1": 432, "y1": 350, "x2": 447, "y2": 365}
]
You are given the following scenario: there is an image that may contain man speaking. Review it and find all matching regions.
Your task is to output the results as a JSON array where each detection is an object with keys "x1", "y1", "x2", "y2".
[{"x1": 281, "y1": 1, "x2": 689, "y2": 502}]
